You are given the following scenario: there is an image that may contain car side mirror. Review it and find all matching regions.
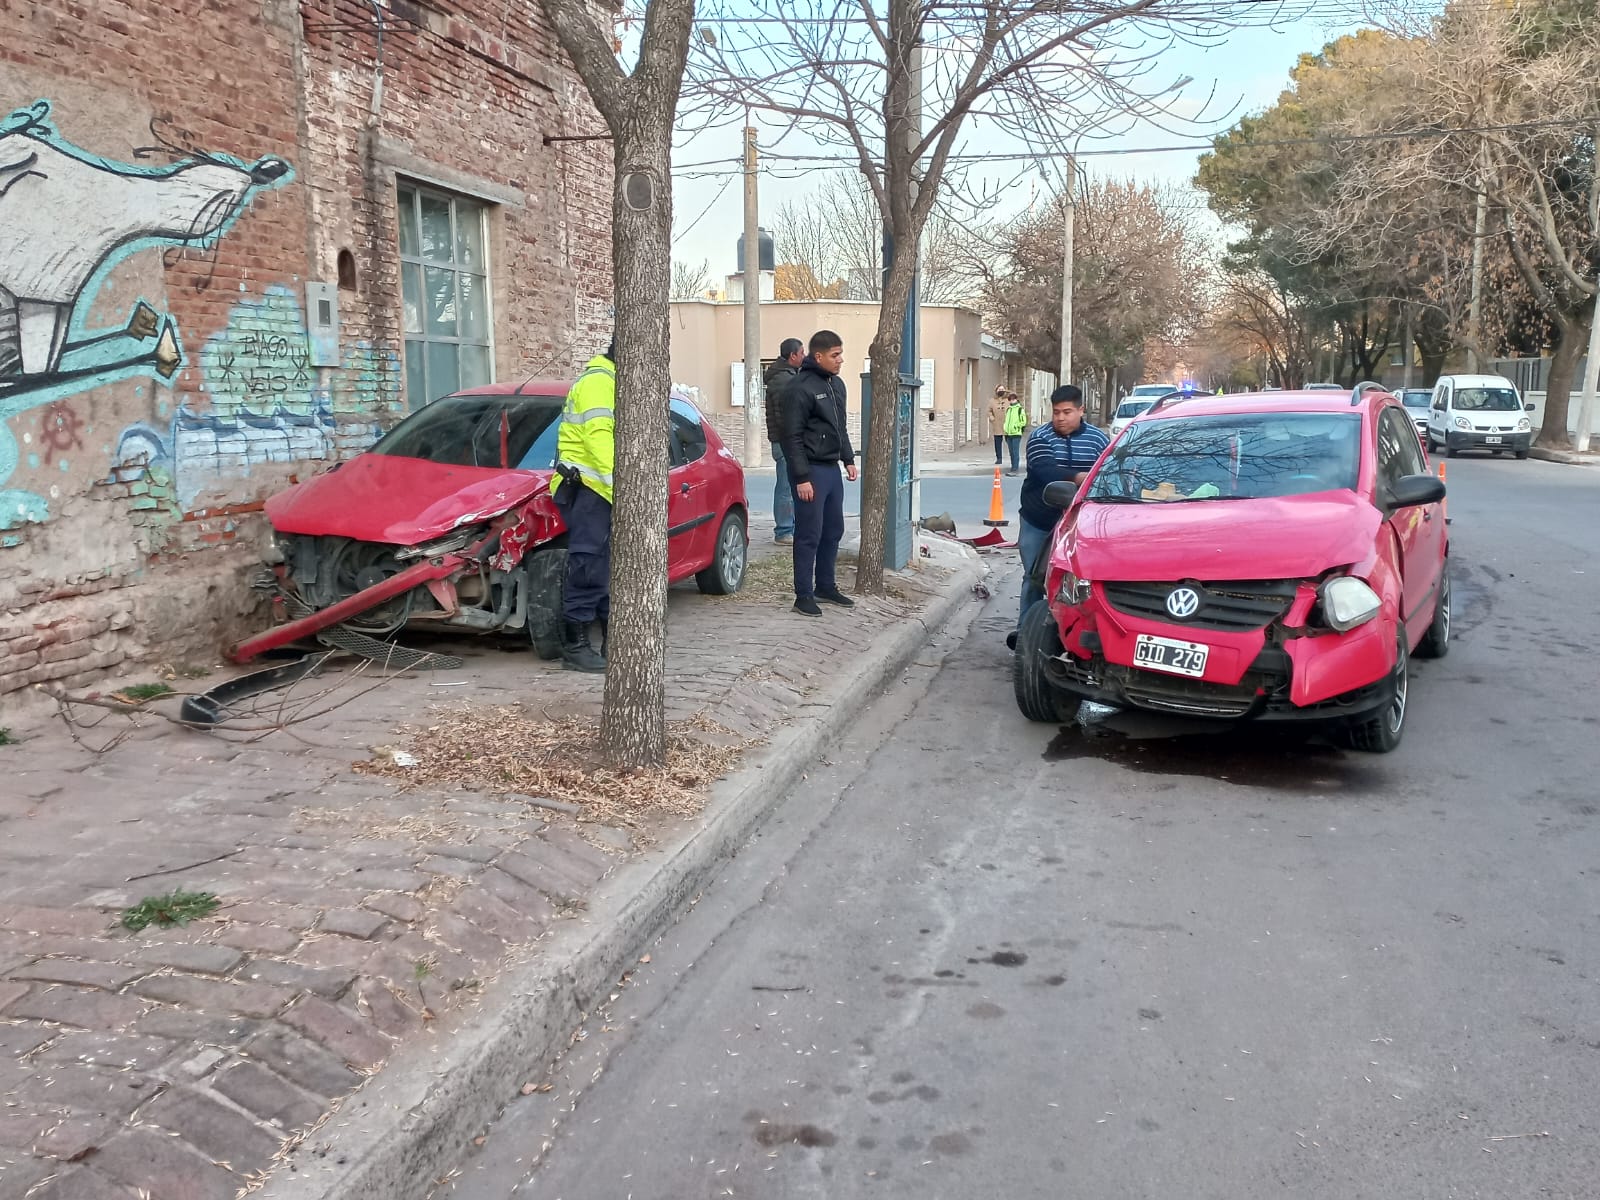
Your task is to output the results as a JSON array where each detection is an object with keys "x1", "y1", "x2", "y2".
[
  {"x1": 1042, "y1": 481, "x2": 1078, "y2": 508},
  {"x1": 1524, "y1": 402, "x2": 1535, "y2": 412},
  {"x1": 1391, "y1": 473, "x2": 1445, "y2": 509}
]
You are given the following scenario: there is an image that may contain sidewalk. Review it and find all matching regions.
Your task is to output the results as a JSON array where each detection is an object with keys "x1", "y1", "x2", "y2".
[
  {"x1": 0, "y1": 523, "x2": 986, "y2": 1200},
  {"x1": 1530, "y1": 445, "x2": 1598, "y2": 466}
]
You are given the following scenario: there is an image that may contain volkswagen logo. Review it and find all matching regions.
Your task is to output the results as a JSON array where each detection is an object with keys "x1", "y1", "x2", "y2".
[{"x1": 1166, "y1": 586, "x2": 1202, "y2": 619}]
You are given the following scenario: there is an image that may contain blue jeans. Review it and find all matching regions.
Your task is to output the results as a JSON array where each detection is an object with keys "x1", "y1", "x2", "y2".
[
  {"x1": 1018, "y1": 517, "x2": 1052, "y2": 627},
  {"x1": 1005, "y1": 434, "x2": 1022, "y2": 471},
  {"x1": 771, "y1": 441, "x2": 795, "y2": 539},
  {"x1": 793, "y1": 462, "x2": 845, "y2": 598}
]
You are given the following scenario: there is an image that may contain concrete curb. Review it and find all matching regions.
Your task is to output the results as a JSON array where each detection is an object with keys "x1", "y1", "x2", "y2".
[
  {"x1": 1529, "y1": 446, "x2": 1592, "y2": 465},
  {"x1": 257, "y1": 555, "x2": 986, "y2": 1200}
]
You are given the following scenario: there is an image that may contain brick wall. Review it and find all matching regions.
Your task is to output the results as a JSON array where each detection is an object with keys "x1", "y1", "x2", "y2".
[{"x1": 0, "y1": 0, "x2": 612, "y2": 710}]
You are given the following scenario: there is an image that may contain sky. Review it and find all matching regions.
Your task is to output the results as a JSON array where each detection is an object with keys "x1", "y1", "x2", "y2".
[{"x1": 663, "y1": 4, "x2": 1389, "y2": 278}]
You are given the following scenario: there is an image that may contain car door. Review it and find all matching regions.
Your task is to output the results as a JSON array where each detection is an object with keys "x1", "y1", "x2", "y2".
[
  {"x1": 667, "y1": 398, "x2": 717, "y2": 577},
  {"x1": 1377, "y1": 406, "x2": 1442, "y2": 638},
  {"x1": 1429, "y1": 382, "x2": 1448, "y2": 439}
]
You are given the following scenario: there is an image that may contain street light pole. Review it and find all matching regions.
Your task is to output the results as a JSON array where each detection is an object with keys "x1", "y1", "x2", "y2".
[
  {"x1": 1058, "y1": 155, "x2": 1075, "y2": 406},
  {"x1": 1574, "y1": 275, "x2": 1599, "y2": 453},
  {"x1": 742, "y1": 124, "x2": 763, "y2": 467}
]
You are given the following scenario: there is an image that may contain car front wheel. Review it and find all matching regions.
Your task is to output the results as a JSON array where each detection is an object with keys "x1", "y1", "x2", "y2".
[
  {"x1": 524, "y1": 546, "x2": 568, "y2": 660},
  {"x1": 696, "y1": 510, "x2": 747, "y2": 595},
  {"x1": 1343, "y1": 634, "x2": 1408, "y2": 753},
  {"x1": 1013, "y1": 600, "x2": 1080, "y2": 724}
]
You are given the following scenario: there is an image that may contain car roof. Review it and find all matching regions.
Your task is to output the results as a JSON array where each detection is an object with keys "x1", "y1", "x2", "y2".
[
  {"x1": 1437, "y1": 374, "x2": 1517, "y2": 387},
  {"x1": 448, "y1": 379, "x2": 570, "y2": 398},
  {"x1": 1138, "y1": 388, "x2": 1393, "y2": 421}
]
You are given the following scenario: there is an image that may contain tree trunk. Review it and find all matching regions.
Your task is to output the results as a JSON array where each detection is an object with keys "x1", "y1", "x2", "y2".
[
  {"x1": 855, "y1": 225, "x2": 919, "y2": 596},
  {"x1": 599, "y1": 129, "x2": 673, "y2": 768},
  {"x1": 1536, "y1": 310, "x2": 1589, "y2": 450}
]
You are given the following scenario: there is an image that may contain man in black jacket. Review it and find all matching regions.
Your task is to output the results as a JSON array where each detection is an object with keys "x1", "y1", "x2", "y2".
[
  {"x1": 780, "y1": 329, "x2": 858, "y2": 616},
  {"x1": 763, "y1": 337, "x2": 804, "y2": 545}
]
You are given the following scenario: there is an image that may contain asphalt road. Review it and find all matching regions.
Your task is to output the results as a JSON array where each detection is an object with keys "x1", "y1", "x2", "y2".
[
  {"x1": 745, "y1": 468, "x2": 1019, "y2": 538},
  {"x1": 451, "y1": 455, "x2": 1600, "y2": 1200}
]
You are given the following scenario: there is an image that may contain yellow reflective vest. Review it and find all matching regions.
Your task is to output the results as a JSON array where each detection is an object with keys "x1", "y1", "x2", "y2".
[{"x1": 552, "y1": 354, "x2": 616, "y2": 503}]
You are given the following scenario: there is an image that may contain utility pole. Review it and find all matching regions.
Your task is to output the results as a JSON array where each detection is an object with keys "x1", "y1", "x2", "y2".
[
  {"x1": 1468, "y1": 153, "x2": 1487, "y2": 374},
  {"x1": 1575, "y1": 278, "x2": 1598, "y2": 452},
  {"x1": 1402, "y1": 303, "x2": 1414, "y2": 389},
  {"x1": 1058, "y1": 156, "x2": 1075, "y2": 405},
  {"x1": 742, "y1": 124, "x2": 763, "y2": 467}
]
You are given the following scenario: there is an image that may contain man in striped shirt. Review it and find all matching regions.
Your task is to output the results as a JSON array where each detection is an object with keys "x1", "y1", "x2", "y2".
[{"x1": 1008, "y1": 385, "x2": 1110, "y2": 650}]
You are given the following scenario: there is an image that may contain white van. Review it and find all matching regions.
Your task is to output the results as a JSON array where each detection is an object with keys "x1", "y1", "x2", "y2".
[
  {"x1": 1110, "y1": 383, "x2": 1177, "y2": 436},
  {"x1": 1424, "y1": 374, "x2": 1533, "y2": 458}
]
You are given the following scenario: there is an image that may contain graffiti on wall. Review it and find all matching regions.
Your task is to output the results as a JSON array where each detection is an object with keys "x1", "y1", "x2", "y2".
[{"x1": 0, "y1": 100, "x2": 292, "y2": 529}]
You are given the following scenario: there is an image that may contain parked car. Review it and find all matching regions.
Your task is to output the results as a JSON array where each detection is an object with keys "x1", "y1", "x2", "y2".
[
  {"x1": 1303, "y1": 382, "x2": 1345, "y2": 391},
  {"x1": 1424, "y1": 373, "x2": 1533, "y2": 458},
  {"x1": 1014, "y1": 386, "x2": 1448, "y2": 753},
  {"x1": 1110, "y1": 383, "x2": 1178, "y2": 436},
  {"x1": 230, "y1": 383, "x2": 748, "y2": 664},
  {"x1": 1399, "y1": 387, "x2": 1432, "y2": 440}
]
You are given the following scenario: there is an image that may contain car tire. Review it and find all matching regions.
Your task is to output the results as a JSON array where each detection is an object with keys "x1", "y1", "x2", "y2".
[
  {"x1": 1445, "y1": 445, "x2": 1459, "y2": 458},
  {"x1": 696, "y1": 510, "x2": 747, "y2": 596},
  {"x1": 524, "y1": 547, "x2": 568, "y2": 661},
  {"x1": 1342, "y1": 634, "x2": 1408, "y2": 754},
  {"x1": 1514, "y1": 449, "x2": 1529, "y2": 459},
  {"x1": 1415, "y1": 561, "x2": 1450, "y2": 659},
  {"x1": 1013, "y1": 600, "x2": 1080, "y2": 724}
]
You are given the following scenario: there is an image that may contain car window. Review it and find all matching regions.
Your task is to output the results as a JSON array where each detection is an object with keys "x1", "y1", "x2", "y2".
[
  {"x1": 1433, "y1": 387, "x2": 1447, "y2": 411},
  {"x1": 372, "y1": 393, "x2": 563, "y2": 468},
  {"x1": 1115, "y1": 400, "x2": 1156, "y2": 419},
  {"x1": 670, "y1": 409, "x2": 708, "y2": 464},
  {"x1": 1083, "y1": 411, "x2": 1362, "y2": 503},
  {"x1": 1376, "y1": 407, "x2": 1424, "y2": 488},
  {"x1": 1452, "y1": 386, "x2": 1519, "y2": 412},
  {"x1": 1402, "y1": 390, "x2": 1431, "y2": 410}
]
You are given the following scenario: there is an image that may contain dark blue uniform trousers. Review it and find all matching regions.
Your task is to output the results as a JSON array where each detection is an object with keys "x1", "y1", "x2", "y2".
[
  {"x1": 792, "y1": 461, "x2": 845, "y2": 598},
  {"x1": 560, "y1": 483, "x2": 612, "y2": 623}
]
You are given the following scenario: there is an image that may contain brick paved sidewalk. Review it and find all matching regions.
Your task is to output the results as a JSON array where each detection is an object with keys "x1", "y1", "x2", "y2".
[{"x1": 0, "y1": 532, "x2": 965, "y2": 1200}]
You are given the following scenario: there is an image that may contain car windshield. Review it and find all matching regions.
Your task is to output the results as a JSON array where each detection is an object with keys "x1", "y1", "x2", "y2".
[
  {"x1": 372, "y1": 393, "x2": 564, "y2": 469},
  {"x1": 1402, "y1": 390, "x2": 1431, "y2": 410},
  {"x1": 1116, "y1": 399, "x2": 1157, "y2": 419},
  {"x1": 1084, "y1": 411, "x2": 1363, "y2": 502},
  {"x1": 1129, "y1": 386, "x2": 1171, "y2": 398},
  {"x1": 1453, "y1": 387, "x2": 1520, "y2": 412}
]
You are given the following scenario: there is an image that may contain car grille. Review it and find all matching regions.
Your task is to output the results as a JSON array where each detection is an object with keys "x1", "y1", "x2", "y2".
[
  {"x1": 1053, "y1": 646, "x2": 1291, "y2": 718},
  {"x1": 1101, "y1": 579, "x2": 1299, "y2": 632}
]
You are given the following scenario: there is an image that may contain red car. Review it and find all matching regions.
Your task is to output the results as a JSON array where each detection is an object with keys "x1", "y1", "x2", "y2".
[
  {"x1": 1014, "y1": 386, "x2": 1448, "y2": 753},
  {"x1": 230, "y1": 383, "x2": 748, "y2": 664}
]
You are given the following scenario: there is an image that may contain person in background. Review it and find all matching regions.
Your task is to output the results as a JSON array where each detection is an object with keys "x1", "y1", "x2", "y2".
[
  {"x1": 781, "y1": 330, "x2": 858, "y2": 616},
  {"x1": 988, "y1": 385, "x2": 1009, "y2": 467},
  {"x1": 763, "y1": 337, "x2": 804, "y2": 545},
  {"x1": 1003, "y1": 389, "x2": 1028, "y2": 475},
  {"x1": 1008, "y1": 385, "x2": 1109, "y2": 650}
]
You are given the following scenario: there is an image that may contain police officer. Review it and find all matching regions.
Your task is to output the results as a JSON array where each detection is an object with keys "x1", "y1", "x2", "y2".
[{"x1": 550, "y1": 340, "x2": 615, "y2": 673}]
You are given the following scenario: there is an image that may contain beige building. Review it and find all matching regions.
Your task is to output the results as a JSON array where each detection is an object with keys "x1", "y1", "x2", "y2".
[{"x1": 668, "y1": 299, "x2": 1038, "y2": 461}]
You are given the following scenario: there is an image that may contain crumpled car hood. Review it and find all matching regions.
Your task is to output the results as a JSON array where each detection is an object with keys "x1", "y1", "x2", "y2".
[
  {"x1": 266, "y1": 454, "x2": 550, "y2": 545},
  {"x1": 1062, "y1": 491, "x2": 1381, "y2": 581}
]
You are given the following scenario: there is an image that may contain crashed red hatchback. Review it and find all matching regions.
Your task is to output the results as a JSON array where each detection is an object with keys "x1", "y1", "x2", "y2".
[
  {"x1": 230, "y1": 383, "x2": 748, "y2": 663},
  {"x1": 1014, "y1": 386, "x2": 1449, "y2": 753}
]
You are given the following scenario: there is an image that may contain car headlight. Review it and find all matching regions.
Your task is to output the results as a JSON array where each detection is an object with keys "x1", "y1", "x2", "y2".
[
  {"x1": 1517, "y1": 417, "x2": 1531, "y2": 432},
  {"x1": 1318, "y1": 576, "x2": 1381, "y2": 632},
  {"x1": 1055, "y1": 570, "x2": 1091, "y2": 606},
  {"x1": 1454, "y1": 416, "x2": 1471, "y2": 430},
  {"x1": 395, "y1": 525, "x2": 486, "y2": 561}
]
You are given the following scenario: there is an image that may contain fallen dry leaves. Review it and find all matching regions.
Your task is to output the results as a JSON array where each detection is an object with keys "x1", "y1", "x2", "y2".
[{"x1": 355, "y1": 704, "x2": 749, "y2": 827}]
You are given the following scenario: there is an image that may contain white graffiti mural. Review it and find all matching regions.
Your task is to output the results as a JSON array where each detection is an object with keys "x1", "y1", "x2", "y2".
[{"x1": 0, "y1": 100, "x2": 292, "y2": 529}]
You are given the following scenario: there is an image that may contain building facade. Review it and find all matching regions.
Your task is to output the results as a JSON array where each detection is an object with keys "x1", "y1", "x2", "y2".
[{"x1": 0, "y1": 0, "x2": 613, "y2": 706}]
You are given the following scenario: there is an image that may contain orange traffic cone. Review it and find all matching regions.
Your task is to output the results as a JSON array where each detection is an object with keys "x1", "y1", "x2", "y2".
[{"x1": 982, "y1": 466, "x2": 1009, "y2": 528}]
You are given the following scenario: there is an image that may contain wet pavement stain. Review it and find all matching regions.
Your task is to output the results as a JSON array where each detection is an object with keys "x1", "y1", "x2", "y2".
[
  {"x1": 966, "y1": 950, "x2": 1028, "y2": 967},
  {"x1": 929, "y1": 1132, "x2": 975, "y2": 1155},
  {"x1": 966, "y1": 1001, "x2": 1006, "y2": 1019},
  {"x1": 753, "y1": 1123, "x2": 837, "y2": 1148},
  {"x1": 1042, "y1": 722, "x2": 1382, "y2": 793}
]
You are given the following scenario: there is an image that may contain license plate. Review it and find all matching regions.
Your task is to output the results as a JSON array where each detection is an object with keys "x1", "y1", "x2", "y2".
[
  {"x1": 1132, "y1": 634, "x2": 1210, "y2": 678},
  {"x1": 1485, "y1": 435, "x2": 1503, "y2": 444}
]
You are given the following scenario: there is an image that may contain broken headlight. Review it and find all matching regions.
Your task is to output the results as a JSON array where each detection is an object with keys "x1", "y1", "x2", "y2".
[
  {"x1": 1317, "y1": 576, "x2": 1380, "y2": 632},
  {"x1": 395, "y1": 525, "x2": 487, "y2": 562},
  {"x1": 1055, "y1": 570, "x2": 1091, "y2": 606}
]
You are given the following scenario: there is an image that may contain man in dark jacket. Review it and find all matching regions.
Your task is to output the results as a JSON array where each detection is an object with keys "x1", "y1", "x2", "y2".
[
  {"x1": 780, "y1": 329, "x2": 858, "y2": 616},
  {"x1": 763, "y1": 337, "x2": 804, "y2": 545}
]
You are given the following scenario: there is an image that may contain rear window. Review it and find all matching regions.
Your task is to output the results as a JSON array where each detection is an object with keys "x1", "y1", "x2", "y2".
[
  {"x1": 1129, "y1": 385, "x2": 1172, "y2": 399},
  {"x1": 1085, "y1": 411, "x2": 1363, "y2": 503},
  {"x1": 373, "y1": 393, "x2": 563, "y2": 469},
  {"x1": 1401, "y1": 390, "x2": 1431, "y2": 409},
  {"x1": 1116, "y1": 399, "x2": 1157, "y2": 419},
  {"x1": 1453, "y1": 387, "x2": 1519, "y2": 412}
]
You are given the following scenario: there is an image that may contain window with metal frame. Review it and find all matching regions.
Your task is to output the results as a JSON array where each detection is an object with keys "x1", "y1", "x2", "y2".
[{"x1": 397, "y1": 183, "x2": 494, "y2": 408}]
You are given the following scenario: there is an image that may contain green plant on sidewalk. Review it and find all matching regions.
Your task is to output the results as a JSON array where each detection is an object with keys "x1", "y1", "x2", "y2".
[
  {"x1": 0, "y1": 728, "x2": 15, "y2": 747},
  {"x1": 121, "y1": 889, "x2": 220, "y2": 931},
  {"x1": 116, "y1": 682, "x2": 174, "y2": 703}
]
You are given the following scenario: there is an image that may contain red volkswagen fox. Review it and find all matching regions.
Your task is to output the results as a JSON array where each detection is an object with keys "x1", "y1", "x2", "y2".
[{"x1": 1013, "y1": 386, "x2": 1448, "y2": 753}]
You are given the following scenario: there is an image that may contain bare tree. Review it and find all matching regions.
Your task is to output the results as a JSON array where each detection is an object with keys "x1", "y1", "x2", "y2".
[
  {"x1": 538, "y1": 0, "x2": 696, "y2": 767},
  {"x1": 687, "y1": 0, "x2": 1258, "y2": 593},
  {"x1": 672, "y1": 257, "x2": 713, "y2": 299}
]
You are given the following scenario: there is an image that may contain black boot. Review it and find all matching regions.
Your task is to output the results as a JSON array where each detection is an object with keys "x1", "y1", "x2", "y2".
[
  {"x1": 560, "y1": 620, "x2": 605, "y2": 673},
  {"x1": 599, "y1": 618, "x2": 609, "y2": 659}
]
